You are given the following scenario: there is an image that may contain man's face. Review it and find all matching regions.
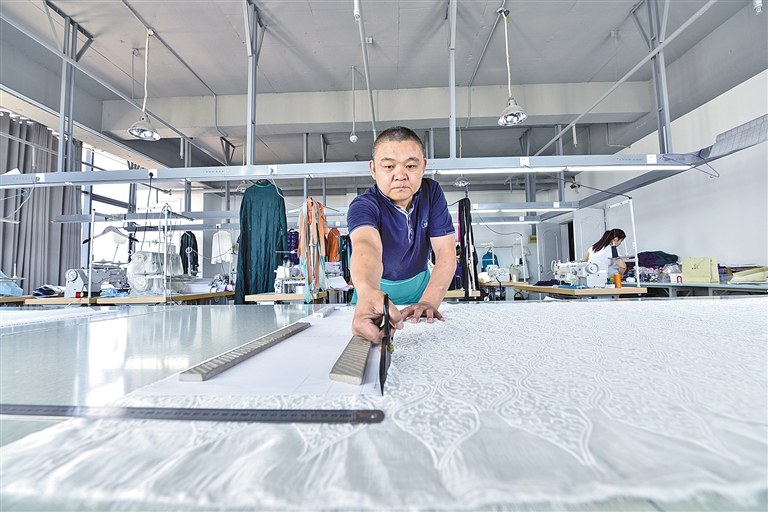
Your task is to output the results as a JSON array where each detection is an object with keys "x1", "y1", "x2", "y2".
[{"x1": 369, "y1": 140, "x2": 426, "y2": 209}]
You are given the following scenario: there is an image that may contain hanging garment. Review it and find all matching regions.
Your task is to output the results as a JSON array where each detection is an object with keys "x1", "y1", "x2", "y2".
[
  {"x1": 235, "y1": 182, "x2": 287, "y2": 303},
  {"x1": 297, "y1": 197, "x2": 328, "y2": 303},
  {"x1": 211, "y1": 231, "x2": 233, "y2": 264},
  {"x1": 339, "y1": 235, "x2": 351, "y2": 283},
  {"x1": 326, "y1": 227, "x2": 341, "y2": 262},
  {"x1": 286, "y1": 228, "x2": 300, "y2": 265},
  {"x1": 179, "y1": 231, "x2": 199, "y2": 274},
  {"x1": 481, "y1": 250, "x2": 499, "y2": 271},
  {"x1": 458, "y1": 198, "x2": 479, "y2": 295}
]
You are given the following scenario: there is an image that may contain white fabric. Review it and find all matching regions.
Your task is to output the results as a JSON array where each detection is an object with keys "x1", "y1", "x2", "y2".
[
  {"x1": 211, "y1": 230, "x2": 233, "y2": 264},
  {"x1": 1, "y1": 298, "x2": 766, "y2": 510},
  {"x1": 587, "y1": 244, "x2": 617, "y2": 274}
]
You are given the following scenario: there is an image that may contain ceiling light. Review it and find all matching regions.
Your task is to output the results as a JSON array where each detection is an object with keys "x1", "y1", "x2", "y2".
[
  {"x1": 453, "y1": 176, "x2": 470, "y2": 188},
  {"x1": 129, "y1": 30, "x2": 160, "y2": 141},
  {"x1": 129, "y1": 114, "x2": 161, "y2": 141},
  {"x1": 499, "y1": 98, "x2": 527, "y2": 126},
  {"x1": 754, "y1": 0, "x2": 762, "y2": 14},
  {"x1": 498, "y1": 9, "x2": 527, "y2": 127}
]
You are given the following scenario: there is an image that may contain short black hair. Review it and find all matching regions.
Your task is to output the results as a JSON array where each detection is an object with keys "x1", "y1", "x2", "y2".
[{"x1": 372, "y1": 126, "x2": 425, "y2": 159}]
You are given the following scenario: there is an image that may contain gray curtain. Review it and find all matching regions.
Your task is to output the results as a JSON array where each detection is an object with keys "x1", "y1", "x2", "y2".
[{"x1": 0, "y1": 116, "x2": 81, "y2": 294}]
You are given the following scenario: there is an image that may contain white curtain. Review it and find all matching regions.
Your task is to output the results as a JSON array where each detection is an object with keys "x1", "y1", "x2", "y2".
[{"x1": 0, "y1": 116, "x2": 81, "y2": 294}]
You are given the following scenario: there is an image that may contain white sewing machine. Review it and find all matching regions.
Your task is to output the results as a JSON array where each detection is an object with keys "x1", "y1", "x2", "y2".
[
  {"x1": 554, "y1": 261, "x2": 607, "y2": 288},
  {"x1": 65, "y1": 267, "x2": 128, "y2": 298}
]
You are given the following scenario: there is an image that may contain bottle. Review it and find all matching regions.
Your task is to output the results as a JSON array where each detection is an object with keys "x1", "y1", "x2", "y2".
[{"x1": 613, "y1": 273, "x2": 622, "y2": 288}]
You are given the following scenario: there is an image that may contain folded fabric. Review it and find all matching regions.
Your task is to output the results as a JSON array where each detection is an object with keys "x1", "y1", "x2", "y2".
[
  {"x1": 32, "y1": 285, "x2": 65, "y2": 297},
  {"x1": 0, "y1": 270, "x2": 23, "y2": 297},
  {"x1": 99, "y1": 288, "x2": 129, "y2": 298}
]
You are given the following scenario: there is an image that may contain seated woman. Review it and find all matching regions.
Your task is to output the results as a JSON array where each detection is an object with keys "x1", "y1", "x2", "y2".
[{"x1": 583, "y1": 228, "x2": 627, "y2": 277}]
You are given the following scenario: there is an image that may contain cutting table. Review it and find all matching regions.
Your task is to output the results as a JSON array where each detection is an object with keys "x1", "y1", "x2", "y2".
[{"x1": 0, "y1": 299, "x2": 765, "y2": 510}]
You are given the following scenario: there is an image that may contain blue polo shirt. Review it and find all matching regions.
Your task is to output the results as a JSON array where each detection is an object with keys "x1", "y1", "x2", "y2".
[{"x1": 347, "y1": 178, "x2": 455, "y2": 281}]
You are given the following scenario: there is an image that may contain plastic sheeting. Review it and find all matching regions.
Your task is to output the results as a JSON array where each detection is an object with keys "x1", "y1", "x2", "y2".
[{"x1": 1, "y1": 298, "x2": 766, "y2": 510}]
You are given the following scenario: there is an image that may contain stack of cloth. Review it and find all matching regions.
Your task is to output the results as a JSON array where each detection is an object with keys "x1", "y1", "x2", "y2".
[{"x1": 31, "y1": 285, "x2": 65, "y2": 297}]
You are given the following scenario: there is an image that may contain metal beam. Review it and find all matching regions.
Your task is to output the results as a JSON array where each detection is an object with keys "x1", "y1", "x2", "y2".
[
  {"x1": 448, "y1": 0, "x2": 458, "y2": 159},
  {"x1": 245, "y1": 0, "x2": 262, "y2": 166},
  {"x1": 534, "y1": 0, "x2": 719, "y2": 156},
  {"x1": 354, "y1": 0, "x2": 377, "y2": 139},
  {"x1": 1, "y1": 154, "x2": 692, "y2": 189}
]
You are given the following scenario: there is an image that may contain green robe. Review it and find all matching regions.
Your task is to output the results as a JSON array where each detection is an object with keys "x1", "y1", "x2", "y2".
[{"x1": 235, "y1": 182, "x2": 287, "y2": 303}]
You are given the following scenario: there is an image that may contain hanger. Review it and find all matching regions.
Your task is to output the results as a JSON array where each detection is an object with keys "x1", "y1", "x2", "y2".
[
  {"x1": 235, "y1": 180, "x2": 250, "y2": 193},
  {"x1": 82, "y1": 226, "x2": 138, "y2": 244}
]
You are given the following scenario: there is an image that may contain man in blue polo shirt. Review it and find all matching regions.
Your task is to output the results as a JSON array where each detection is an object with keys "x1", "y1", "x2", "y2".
[{"x1": 348, "y1": 126, "x2": 456, "y2": 343}]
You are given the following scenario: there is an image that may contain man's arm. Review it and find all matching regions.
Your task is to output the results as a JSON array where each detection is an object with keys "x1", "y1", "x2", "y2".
[
  {"x1": 350, "y1": 226, "x2": 403, "y2": 343},
  {"x1": 401, "y1": 234, "x2": 456, "y2": 323}
]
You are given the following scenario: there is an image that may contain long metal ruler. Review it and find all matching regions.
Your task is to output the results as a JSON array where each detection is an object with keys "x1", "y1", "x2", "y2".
[
  {"x1": 180, "y1": 321, "x2": 311, "y2": 382},
  {"x1": 0, "y1": 404, "x2": 384, "y2": 424}
]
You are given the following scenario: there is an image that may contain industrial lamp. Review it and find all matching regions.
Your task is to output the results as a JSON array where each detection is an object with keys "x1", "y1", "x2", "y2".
[
  {"x1": 498, "y1": 9, "x2": 527, "y2": 126},
  {"x1": 129, "y1": 114, "x2": 160, "y2": 141},
  {"x1": 128, "y1": 30, "x2": 160, "y2": 141}
]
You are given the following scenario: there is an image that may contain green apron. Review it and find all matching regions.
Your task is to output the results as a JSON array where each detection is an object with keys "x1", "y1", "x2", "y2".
[{"x1": 351, "y1": 270, "x2": 430, "y2": 305}]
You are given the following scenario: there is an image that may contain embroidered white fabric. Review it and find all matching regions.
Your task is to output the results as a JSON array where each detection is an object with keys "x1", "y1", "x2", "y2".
[{"x1": 2, "y1": 298, "x2": 766, "y2": 510}]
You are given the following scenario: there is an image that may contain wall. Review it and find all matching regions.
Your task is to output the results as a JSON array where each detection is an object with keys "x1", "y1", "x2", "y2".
[{"x1": 579, "y1": 70, "x2": 768, "y2": 266}]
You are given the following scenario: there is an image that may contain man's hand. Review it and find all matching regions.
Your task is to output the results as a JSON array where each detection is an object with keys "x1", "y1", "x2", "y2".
[
  {"x1": 400, "y1": 301, "x2": 444, "y2": 324},
  {"x1": 352, "y1": 290, "x2": 404, "y2": 344}
]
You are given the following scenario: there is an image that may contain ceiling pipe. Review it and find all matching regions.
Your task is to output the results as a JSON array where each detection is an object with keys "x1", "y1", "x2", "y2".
[
  {"x1": 448, "y1": 0, "x2": 458, "y2": 159},
  {"x1": 353, "y1": 0, "x2": 377, "y2": 140},
  {"x1": 465, "y1": 0, "x2": 506, "y2": 129},
  {"x1": 534, "y1": 0, "x2": 719, "y2": 156}
]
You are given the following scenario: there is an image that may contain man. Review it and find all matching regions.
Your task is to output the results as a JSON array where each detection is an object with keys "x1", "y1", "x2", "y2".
[{"x1": 348, "y1": 126, "x2": 457, "y2": 343}]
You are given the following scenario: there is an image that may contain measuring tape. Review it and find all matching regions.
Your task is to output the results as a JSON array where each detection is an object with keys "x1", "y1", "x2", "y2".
[{"x1": 0, "y1": 404, "x2": 384, "y2": 424}]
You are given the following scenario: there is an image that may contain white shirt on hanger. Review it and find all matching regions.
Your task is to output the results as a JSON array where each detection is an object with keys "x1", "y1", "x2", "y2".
[{"x1": 211, "y1": 231, "x2": 233, "y2": 263}]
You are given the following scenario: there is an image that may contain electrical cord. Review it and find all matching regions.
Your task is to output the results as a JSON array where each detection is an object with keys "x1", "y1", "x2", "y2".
[
  {"x1": 1, "y1": 190, "x2": 27, "y2": 202},
  {"x1": 3, "y1": 186, "x2": 34, "y2": 219}
]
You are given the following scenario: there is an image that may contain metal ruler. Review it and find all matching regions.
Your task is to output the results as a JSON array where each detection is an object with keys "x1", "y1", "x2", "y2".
[
  {"x1": 0, "y1": 404, "x2": 384, "y2": 424},
  {"x1": 180, "y1": 321, "x2": 311, "y2": 382}
]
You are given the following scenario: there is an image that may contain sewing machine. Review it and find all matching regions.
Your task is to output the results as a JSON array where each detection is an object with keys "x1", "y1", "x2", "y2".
[
  {"x1": 554, "y1": 261, "x2": 607, "y2": 288},
  {"x1": 485, "y1": 265, "x2": 511, "y2": 283},
  {"x1": 65, "y1": 267, "x2": 129, "y2": 298}
]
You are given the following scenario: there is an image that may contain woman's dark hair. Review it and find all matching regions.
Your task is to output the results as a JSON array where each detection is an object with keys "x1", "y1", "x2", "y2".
[{"x1": 592, "y1": 228, "x2": 626, "y2": 252}]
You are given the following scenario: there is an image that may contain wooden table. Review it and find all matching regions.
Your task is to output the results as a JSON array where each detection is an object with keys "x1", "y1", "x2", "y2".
[
  {"x1": 0, "y1": 295, "x2": 33, "y2": 306},
  {"x1": 511, "y1": 284, "x2": 647, "y2": 299},
  {"x1": 245, "y1": 290, "x2": 338, "y2": 304},
  {"x1": 24, "y1": 296, "x2": 99, "y2": 306},
  {"x1": 97, "y1": 291, "x2": 234, "y2": 305},
  {"x1": 23, "y1": 292, "x2": 234, "y2": 306}
]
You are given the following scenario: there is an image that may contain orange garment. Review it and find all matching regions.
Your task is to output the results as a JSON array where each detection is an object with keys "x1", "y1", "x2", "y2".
[
  {"x1": 326, "y1": 227, "x2": 341, "y2": 262},
  {"x1": 297, "y1": 197, "x2": 328, "y2": 300}
]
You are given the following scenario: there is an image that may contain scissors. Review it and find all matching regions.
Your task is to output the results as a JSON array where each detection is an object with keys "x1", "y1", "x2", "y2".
[{"x1": 379, "y1": 294, "x2": 394, "y2": 395}]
